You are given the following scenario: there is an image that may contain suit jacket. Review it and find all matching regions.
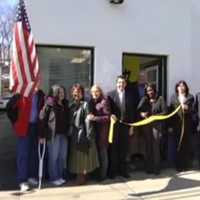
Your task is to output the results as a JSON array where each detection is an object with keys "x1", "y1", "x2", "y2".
[{"x1": 108, "y1": 89, "x2": 138, "y2": 123}]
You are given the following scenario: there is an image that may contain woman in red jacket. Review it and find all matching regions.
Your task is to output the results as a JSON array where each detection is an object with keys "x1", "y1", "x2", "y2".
[{"x1": 7, "y1": 89, "x2": 45, "y2": 192}]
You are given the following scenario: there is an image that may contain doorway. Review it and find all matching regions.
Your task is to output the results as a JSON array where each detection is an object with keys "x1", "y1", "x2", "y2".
[{"x1": 122, "y1": 53, "x2": 167, "y2": 99}]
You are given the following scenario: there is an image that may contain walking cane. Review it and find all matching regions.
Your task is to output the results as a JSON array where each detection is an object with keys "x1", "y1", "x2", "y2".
[{"x1": 38, "y1": 140, "x2": 46, "y2": 190}]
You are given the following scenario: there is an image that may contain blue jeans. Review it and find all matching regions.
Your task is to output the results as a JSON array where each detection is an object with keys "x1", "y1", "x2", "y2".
[
  {"x1": 16, "y1": 123, "x2": 39, "y2": 184},
  {"x1": 28, "y1": 124, "x2": 39, "y2": 178},
  {"x1": 47, "y1": 134, "x2": 68, "y2": 181}
]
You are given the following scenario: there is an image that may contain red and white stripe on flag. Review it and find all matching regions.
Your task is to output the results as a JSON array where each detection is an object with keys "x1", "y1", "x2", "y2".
[{"x1": 10, "y1": 0, "x2": 40, "y2": 98}]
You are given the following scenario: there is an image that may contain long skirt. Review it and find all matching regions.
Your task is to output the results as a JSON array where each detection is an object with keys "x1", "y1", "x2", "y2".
[{"x1": 69, "y1": 140, "x2": 99, "y2": 174}]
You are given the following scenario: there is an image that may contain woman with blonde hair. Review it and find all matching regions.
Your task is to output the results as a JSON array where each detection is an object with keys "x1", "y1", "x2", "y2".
[{"x1": 88, "y1": 85, "x2": 111, "y2": 180}]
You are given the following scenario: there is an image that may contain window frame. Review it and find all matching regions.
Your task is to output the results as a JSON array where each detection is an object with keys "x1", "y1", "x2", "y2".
[{"x1": 36, "y1": 44, "x2": 95, "y2": 92}]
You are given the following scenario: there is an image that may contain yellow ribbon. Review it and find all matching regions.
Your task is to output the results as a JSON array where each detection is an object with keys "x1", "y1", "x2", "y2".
[
  {"x1": 108, "y1": 116, "x2": 117, "y2": 144},
  {"x1": 108, "y1": 105, "x2": 181, "y2": 143},
  {"x1": 177, "y1": 108, "x2": 185, "y2": 151}
]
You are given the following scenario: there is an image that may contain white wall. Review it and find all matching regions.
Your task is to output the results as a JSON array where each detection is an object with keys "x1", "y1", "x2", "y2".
[
  {"x1": 191, "y1": 0, "x2": 200, "y2": 96},
  {"x1": 26, "y1": 0, "x2": 192, "y2": 100}
]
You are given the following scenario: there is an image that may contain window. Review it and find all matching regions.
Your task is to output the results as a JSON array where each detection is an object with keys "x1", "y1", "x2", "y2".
[{"x1": 37, "y1": 45, "x2": 94, "y2": 96}]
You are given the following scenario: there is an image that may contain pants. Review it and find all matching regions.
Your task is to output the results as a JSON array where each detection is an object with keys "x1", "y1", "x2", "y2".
[
  {"x1": 47, "y1": 134, "x2": 68, "y2": 181},
  {"x1": 109, "y1": 123, "x2": 129, "y2": 177},
  {"x1": 98, "y1": 146, "x2": 108, "y2": 179},
  {"x1": 144, "y1": 126, "x2": 160, "y2": 173},
  {"x1": 167, "y1": 133, "x2": 177, "y2": 166},
  {"x1": 17, "y1": 123, "x2": 38, "y2": 184}
]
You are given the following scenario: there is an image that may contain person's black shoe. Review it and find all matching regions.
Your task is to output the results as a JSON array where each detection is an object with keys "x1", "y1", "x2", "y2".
[
  {"x1": 153, "y1": 170, "x2": 160, "y2": 175},
  {"x1": 176, "y1": 168, "x2": 184, "y2": 172},
  {"x1": 108, "y1": 174, "x2": 116, "y2": 179},
  {"x1": 121, "y1": 173, "x2": 130, "y2": 179},
  {"x1": 146, "y1": 170, "x2": 154, "y2": 174},
  {"x1": 98, "y1": 176, "x2": 106, "y2": 182}
]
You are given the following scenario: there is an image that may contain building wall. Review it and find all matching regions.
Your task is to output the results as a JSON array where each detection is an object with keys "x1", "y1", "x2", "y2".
[
  {"x1": 191, "y1": 0, "x2": 200, "y2": 96},
  {"x1": 26, "y1": 0, "x2": 192, "y2": 101}
]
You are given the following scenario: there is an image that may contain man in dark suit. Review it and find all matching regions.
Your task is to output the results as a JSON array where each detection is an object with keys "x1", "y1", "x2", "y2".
[{"x1": 108, "y1": 75, "x2": 138, "y2": 178}]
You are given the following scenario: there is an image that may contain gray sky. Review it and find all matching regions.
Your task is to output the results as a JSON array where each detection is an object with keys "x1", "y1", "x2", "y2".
[{"x1": 0, "y1": 0, "x2": 17, "y2": 9}]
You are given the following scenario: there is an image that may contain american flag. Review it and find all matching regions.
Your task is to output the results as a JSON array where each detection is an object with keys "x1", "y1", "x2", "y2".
[{"x1": 10, "y1": 0, "x2": 40, "y2": 97}]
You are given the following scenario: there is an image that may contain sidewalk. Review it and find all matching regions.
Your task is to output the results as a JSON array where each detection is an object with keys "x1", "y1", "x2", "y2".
[
  {"x1": 1, "y1": 169, "x2": 200, "y2": 200},
  {"x1": 1, "y1": 113, "x2": 200, "y2": 200}
]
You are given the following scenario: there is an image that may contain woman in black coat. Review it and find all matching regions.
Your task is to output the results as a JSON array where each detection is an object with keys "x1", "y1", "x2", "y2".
[
  {"x1": 68, "y1": 84, "x2": 99, "y2": 185},
  {"x1": 169, "y1": 80, "x2": 194, "y2": 171},
  {"x1": 137, "y1": 83, "x2": 167, "y2": 175}
]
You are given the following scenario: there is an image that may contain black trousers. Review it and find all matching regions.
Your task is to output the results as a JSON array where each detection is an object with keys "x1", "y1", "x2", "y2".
[
  {"x1": 143, "y1": 125, "x2": 161, "y2": 173},
  {"x1": 108, "y1": 122, "x2": 129, "y2": 177}
]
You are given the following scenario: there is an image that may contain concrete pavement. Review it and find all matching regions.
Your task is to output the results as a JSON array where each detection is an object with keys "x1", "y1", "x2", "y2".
[
  {"x1": 1, "y1": 169, "x2": 200, "y2": 200},
  {"x1": 1, "y1": 112, "x2": 200, "y2": 200}
]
